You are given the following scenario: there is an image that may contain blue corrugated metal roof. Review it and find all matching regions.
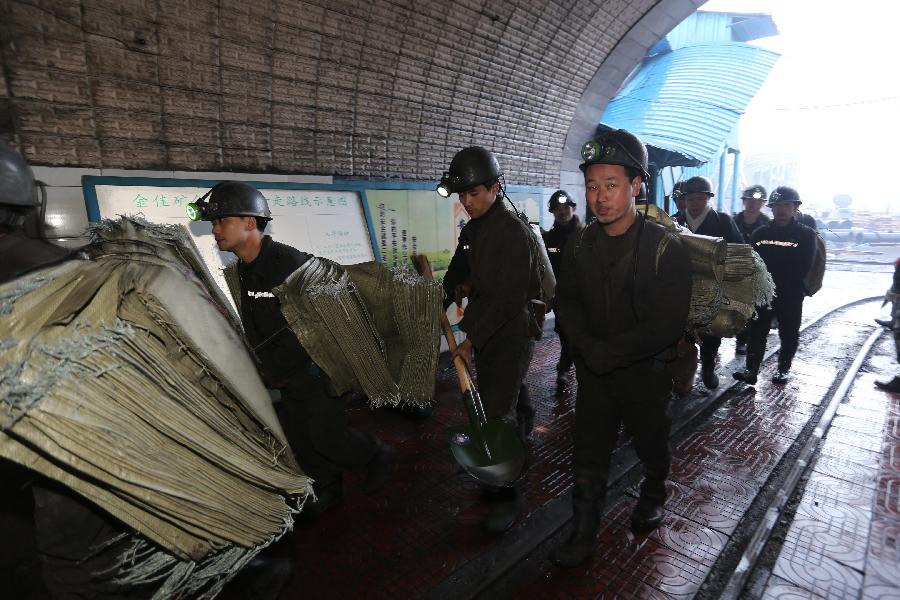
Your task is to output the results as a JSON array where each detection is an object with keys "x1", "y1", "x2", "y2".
[{"x1": 601, "y1": 42, "x2": 779, "y2": 167}]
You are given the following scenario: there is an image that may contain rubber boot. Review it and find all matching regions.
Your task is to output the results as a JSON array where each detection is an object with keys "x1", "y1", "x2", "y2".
[
  {"x1": 632, "y1": 471, "x2": 667, "y2": 531},
  {"x1": 701, "y1": 361, "x2": 719, "y2": 389},
  {"x1": 876, "y1": 376, "x2": 900, "y2": 393},
  {"x1": 517, "y1": 386, "x2": 535, "y2": 438},
  {"x1": 550, "y1": 480, "x2": 604, "y2": 567},
  {"x1": 482, "y1": 485, "x2": 524, "y2": 534}
]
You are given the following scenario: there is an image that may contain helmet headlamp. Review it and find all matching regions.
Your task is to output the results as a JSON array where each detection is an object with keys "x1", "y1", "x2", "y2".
[
  {"x1": 185, "y1": 189, "x2": 213, "y2": 221},
  {"x1": 580, "y1": 135, "x2": 650, "y2": 181},
  {"x1": 436, "y1": 173, "x2": 452, "y2": 198}
]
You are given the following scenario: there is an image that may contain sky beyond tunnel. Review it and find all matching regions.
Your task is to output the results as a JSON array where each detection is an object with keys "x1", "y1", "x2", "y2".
[{"x1": 697, "y1": 0, "x2": 900, "y2": 213}]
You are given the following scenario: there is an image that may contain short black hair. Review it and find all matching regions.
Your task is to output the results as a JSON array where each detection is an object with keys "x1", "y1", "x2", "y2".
[{"x1": 255, "y1": 217, "x2": 268, "y2": 232}]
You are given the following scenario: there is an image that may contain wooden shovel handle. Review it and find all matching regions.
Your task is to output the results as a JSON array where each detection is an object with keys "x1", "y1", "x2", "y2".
[{"x1": 412, "y1": 254, "x2": 475, "y2": 392}]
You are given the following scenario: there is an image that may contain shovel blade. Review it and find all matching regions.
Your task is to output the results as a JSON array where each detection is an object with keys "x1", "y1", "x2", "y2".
[{"x1": 448, "y1": 420, "x2": 525, "y2": 487}]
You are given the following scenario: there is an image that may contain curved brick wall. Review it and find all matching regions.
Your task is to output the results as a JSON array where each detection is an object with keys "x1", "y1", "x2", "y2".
[{"x1": 0, "y1": 0, "x2": 703, "y2": 187}]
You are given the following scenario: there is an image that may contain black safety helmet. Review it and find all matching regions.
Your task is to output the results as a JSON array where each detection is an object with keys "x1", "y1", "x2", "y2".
[
  {"x1": 671, "y1": 180, "x2": 686, "y2": 201},
  {"x1": 579, "y1": 129, "x2": 649, "y2": 181},
  {"x1": 681, "y1": 176, "x2": 715, "y2": 198},
  {"x1": 436, "y1": 147, "x2": 502, "y2": 197},
  {"x1": 741, "y1": 184, "x2": 767, "y2": 201},
  {"x1": 0, "y1": 141, "x2": 39, "y2": 207},
  {"x1": 768, "y1": 185, "x2": 801, "y2": 207},
  {"x1": 187, "y1": 181, "x2": 272, "y2": 222},
  {"x1": 548, "y1": 190, "x2": 576, "y2": 212}
]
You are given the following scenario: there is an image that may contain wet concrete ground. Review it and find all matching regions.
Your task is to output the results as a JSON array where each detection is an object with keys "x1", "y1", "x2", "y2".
[{"x1": 255, "y1": 264, "x2": 899, "y2": 599}]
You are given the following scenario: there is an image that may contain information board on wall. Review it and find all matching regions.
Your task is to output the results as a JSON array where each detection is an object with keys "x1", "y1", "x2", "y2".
[
  {"x1": 359, "y1": 186, "x2": 543, "y2": 327},
  {"x1": 84, "y1": 177, "x2": 376, "y2": 303}
]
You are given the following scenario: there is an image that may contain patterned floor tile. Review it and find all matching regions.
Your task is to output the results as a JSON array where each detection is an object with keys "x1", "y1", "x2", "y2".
[
  {"x1": 773, "y1": 547, "x2": 864, "y2": 599},
  {"x1": 883, "y1": 439, "x2": 900, "y2": 472},
  {"x1": 832, "y1": 414, "x2": 889, "y2": 438},
  {"x1": 836, "y1": 401, "x2": 888, "y2": 426},
  {"x1": 813, "y1": 452, "x2": 880, "y2": 489},
  {"x1": 824, "y1": 427, "x2": 885, "y2": 454},
  {"x1": 862, "y1": 574, "x2": 900, "y2": 600},
  {"x1": 865, "y1": 515, "x2": 900, "y2": 587},
  {"x1": 650, "y1": 512, "x2": 728, "y2": 568},
  {"x1": 819, "y1": 440, "x2": 882, "y2": 471},
  {"x1": 795, "y1": 495, "x2": 872, "y2": 541},
  {"x1": 664, "y1": 480, "x2": 750, "y2": 535},
  {"x1": 668, "y1": 456, "x2": 762, "y2": 498},
  {"x1": 761, "y1": 574, "x2": 827, "y2": 599},
  {"x1": 874, "y1": 475, "x2": 900, "y2": 519},
  {"x1": 782, "y1": 513, "x2": 869, "y2": 571},
  {"x1": 803, "y1": 472, "x2": 878, "y2": 508},
  {"x1": 602, "y1": 538, "x2": 708, "y2": 599}
]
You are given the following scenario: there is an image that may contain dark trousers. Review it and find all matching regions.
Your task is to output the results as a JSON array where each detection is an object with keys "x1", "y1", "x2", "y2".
[
  {"x1": 746, "y1": 294, "x2": 804, "y2": 374},
  {"x1": 698, "y1": 334, "x2": 722, "y2": 368},
  {"x1": 735, "y1": 324, "x2": 750, "y2": 347},
  {"x1": 555, "y1": 322, "x2": 573, "y2": 373},
  {"x1": 1, "y1": 462, "x2": 49, "y2": 599},
  {"x1": 474, "y1": 335, "x2": 535, "y2": 426},
  {"x1": 32, "y1": 484, "x2": 149, "y2": 599},
  {"x1": 572, "y1": 358, "x2": 672, "y2": 504},
  {"x1": 277, "y1": 375, "x2": 378, "y2": 491}
]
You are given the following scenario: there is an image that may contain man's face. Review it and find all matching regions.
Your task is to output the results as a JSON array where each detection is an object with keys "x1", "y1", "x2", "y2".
[
  {"x1": 458, "y1": 181, "x2": 499, "y2": 219},
  {"x1": 742, "y1": 196, "x2": 765, "y2": 214},
  {"x1": 552, "y1": 203, "x2": 574, "y2": 225},
  {"x1": 584, "y1": 163, "x2": 639, "y2": 229},
  {"x1": 684, "y1": 192, "x2": 711, "y2": 219},
  {"x1": 210, "y1": 216, "x2": 255, "y2": 252},
  {"x1": 771, "y1": 202, "x2": 798, "y2": 226}
]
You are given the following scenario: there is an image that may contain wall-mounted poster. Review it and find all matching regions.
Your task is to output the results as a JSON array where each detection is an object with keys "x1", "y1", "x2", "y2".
[
  {"x1": 84, "y1": 177, "x2": 375, "y2": 304},
  {"x1": 360, "y1": 186, "x2": 544, "y2": 327}
]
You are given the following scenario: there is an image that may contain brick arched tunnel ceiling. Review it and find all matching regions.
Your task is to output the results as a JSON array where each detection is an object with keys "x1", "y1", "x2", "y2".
[{"x1": 0, "y1": 0, "x2": 704, "y2": 188}]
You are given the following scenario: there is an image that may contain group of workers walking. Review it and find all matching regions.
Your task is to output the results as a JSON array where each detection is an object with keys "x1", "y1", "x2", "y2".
[{"x1": 0, "y1": 121, "x2": 823, "y2": 597}]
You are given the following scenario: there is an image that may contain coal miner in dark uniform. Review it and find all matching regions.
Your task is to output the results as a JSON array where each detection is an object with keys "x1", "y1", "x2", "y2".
[
  {"x1": 0, "y1": 141, "x2": 137, "y2": 599},
  {"x1": 734, "y1": 186, "x2": 816, "y2": 385},
  {"x1": 201, "y1": 181, "x2": 395, "y2": 517},
  {"x1": 542, "y1": 190, "x2": 584, "y2": 389},
  {"x1": 733, "y1": 184, "x2": 770, "y2": 355},
  {"x1": 550, "y1": 130, "x2": 692, "y2": 567},
  {"x1": 439, "y1": 147, "x2": 545, "y2": 533},
  {"x1": 675, "y1": 176, "x2": 743, "y2": 389}
]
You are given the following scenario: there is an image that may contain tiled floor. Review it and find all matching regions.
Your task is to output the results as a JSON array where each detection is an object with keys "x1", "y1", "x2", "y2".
[
  {"x1": 760, "y1": 337, "x2": 900, "y2": 600},
  {"x1": 225, "y1": 279, "x2": 900, "y2": 600}
]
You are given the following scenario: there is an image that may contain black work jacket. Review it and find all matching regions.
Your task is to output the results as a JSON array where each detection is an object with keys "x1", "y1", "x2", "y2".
[
  {"x1": 734, "y1": 211, "x2": 770, "y2": 243},
  {"x1": 457, "y1": 199, "x2": 541, "y2": 349},
  {"x1": 542, "y1": 215, "x2": 583, "y2": 279},
  {"x1": 680, "y1": 210, "x2": 744, "y2": 243},
  {"x1": 751, "y1": 219, "x2": 816, "y2": 300},
  {"x1": 442, "y1": 230, "x2": 470, "y2": 310},
  {"x1": 556, "y1": 213, "x2": 692, "y2": 375},
  {"x1": 236, "y1": 235, "x2": 313, "y2": 384},
  {"x1": 0, "y1": 230, "x2": 71, "y2": 284}
]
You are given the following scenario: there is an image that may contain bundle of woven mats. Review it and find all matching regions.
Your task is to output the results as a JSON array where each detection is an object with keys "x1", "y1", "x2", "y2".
[
  {"x1": 224, "y1": 257, "x2": 443, "y2": 408},
  {"x1": 0, "y1": 217, "x2": 310, "y2": 599},
  {"x1": 643, "y1": 205, "x2": 775, "y2": 337}
]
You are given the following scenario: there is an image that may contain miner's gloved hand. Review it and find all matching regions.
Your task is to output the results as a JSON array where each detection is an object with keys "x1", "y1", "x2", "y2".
[
  {"x1": 453, "y1": 338, "x2": 474, "y2": 374},
  {"x1": 454, "y1": 282, "x2": 472, "y2": 309}
]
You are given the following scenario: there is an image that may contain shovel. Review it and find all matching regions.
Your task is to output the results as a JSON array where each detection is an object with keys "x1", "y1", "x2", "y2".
[{"x1": 413, "y1": 255, "x2": 525, "y2": 487}]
